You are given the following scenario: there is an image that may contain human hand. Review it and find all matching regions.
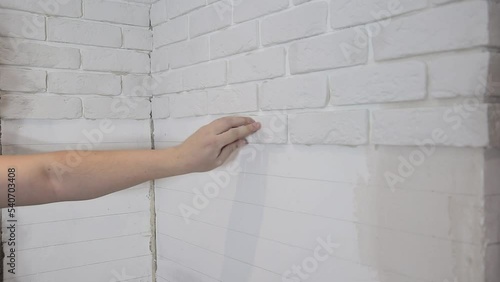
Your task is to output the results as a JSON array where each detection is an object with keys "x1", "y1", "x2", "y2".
[{"x1": 174, "y1": 116, "x2": 261, "y2": 173}]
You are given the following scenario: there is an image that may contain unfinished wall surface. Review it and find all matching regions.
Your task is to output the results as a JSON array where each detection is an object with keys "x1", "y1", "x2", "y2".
[
  {"x1": 0, "y1": 0, "x2": 154, "y2": 281},
  {"x1": 151, "y1": 0, "x2": 500, "y2": 282}
]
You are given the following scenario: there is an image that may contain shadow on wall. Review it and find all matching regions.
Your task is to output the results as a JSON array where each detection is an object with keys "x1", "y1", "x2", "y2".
[{"x1": 220, "y1": 147, "x2": 268, "y2": 281}]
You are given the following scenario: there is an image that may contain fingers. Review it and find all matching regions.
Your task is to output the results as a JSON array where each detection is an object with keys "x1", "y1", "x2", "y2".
[
  {"x1": 210, "y1": 116, "x2": 256, "y2": 134},
  {"x1": 218, "y1": 122, "x2": 261, "y2": 146},
  {"x1": 217, "y1": 139, "x2": 247, "y2": 165}
]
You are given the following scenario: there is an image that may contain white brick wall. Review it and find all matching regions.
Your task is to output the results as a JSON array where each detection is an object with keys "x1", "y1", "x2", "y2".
[
  {"x1": 84, "y1": 0, "x2": 150, "y2": 26},
  {"x1": 189, "y1": 3, "x2": 232, "y2": 38},
  {"x1": 48, "y1": 72, "x2": 122, "y2": 96},
  {"x1": 0, "y1": 68, "x2": 46, "y2": 92},
  {"x1": 149, "y1": 2, "x2": 500, "y2": 282},
  {"x1": 329, "y1": 61, "x2": 426, "y2": 105},
  {"x1": 233, "y1": 0, "x2": 288, "y2": 23},
  {"x1": 47, "y1": 18, "x2": 122, "y2": 48},
  {"x1": 289, "y1": 29, "x2": 369, "y2": 74},
  {"x1": 289, "y1": 110, "x2": 369, "y2": 145},
  {"x1": 81, "y1": 48, "x2": 150, "y2": 73},
  {"x1": 0, "y1": 1, "x2": 154, "y2": 281},
  {"x1": 260, "y1": 74, "x2": 328, "y2": 110},
  {"x1": 261, "y1": 1, "x2": 328, "y2": 46},
  {"x1": 0, "y1": 0, "x2": 83, "y2": 17},
  {"x1": 0, "y1": 10, "x2": 46, "y2": 40},
  {"x1": 372, "y1": 1, "x2": 492, "y2": 60},
  {"x1": 0, "y1": 95, "x2": 82, "y2": 119},
  {"x1": 0, "y1": 38, "x2": 81, "y2": 69},
  {"x1": 153, "y1": 16, "x2": 188, "y2": 48},
  {"x1": 2, "y1": 1, "x2": 499, "y2": 282},
  {"x1": 228, "y1": 48, "x2": 286, "y2": 83},
  {"x1": 210, "y1": 21, "x2": 259, "y2": 59}
]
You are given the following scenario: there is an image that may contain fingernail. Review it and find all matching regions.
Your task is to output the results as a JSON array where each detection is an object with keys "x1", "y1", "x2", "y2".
[{"x1": 253, "y1": 122, "x2": 261, "y2": 130}]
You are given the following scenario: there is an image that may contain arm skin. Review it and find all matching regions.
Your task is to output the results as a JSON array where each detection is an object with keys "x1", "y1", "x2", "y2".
[{"x1": 0, "y1": 116, "x2": 261, "y2": 208}]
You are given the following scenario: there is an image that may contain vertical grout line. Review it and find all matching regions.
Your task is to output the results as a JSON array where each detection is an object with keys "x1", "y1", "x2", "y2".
[
  {"x1": 148, "y1": 5, "x2": 158, "y2": 280},
  {"x1": 149, "y1": 115, "x2": 158, "y2": 282}
]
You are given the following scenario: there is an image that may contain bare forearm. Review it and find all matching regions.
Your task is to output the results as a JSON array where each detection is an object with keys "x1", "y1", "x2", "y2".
[
  {"x1": 47, "y1": 147, "x2": 186, "y2": 202},
  {"x1": 0, "y1": 116, "x2": 260, "y2": 208}
]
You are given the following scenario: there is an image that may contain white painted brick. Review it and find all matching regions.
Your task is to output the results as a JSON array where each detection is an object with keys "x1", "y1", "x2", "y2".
[
  {"x1": 2, "y1": 119, "x2": 151, "y2": 145},
  {"x1": 210, "y1": 21, "x2": 258, "y2": 59},
  {"x1": 83, "y1": 97, "x2": 151, "y2": 119},
  {"x1": 233, "y1": 0, "x2": 288, "y2": 23},
  {"x1": 207, "y1": 84, "x2": 258, "y2": 114},
  {"x1": 330, "y1": 0, "x2": 427, "y2": 29},
  {"x1": 48, "y1": 72, "x2": 121, "y2": 95},
  {"x1": 81, "y1": 48, "x2": 150, "y2": 74},
  {"x1": 260, "y1": 74, "x2": 328, "y2": 110},
  {"x1": 165, "y1": 37, "x2": 210, "y2": 69},
  {"x1": 371, "y1": 106, "x2": 490, "y2": 147},
  {"x1": 123, "y1": 27, "x2": 153, "y2": 51},
  {"x1": 167, "y1": 0, "x2": 205, "y2": 19},
  {"x1": 289, "y1": 29, "x2": 368, "y2": 74},
  {"x1": 0, "y1": 11, "x2": 45, "y2": 40},
  {"x1": 48, "y1": 18, "x2": 121, "y2": 48},
  {"x1": 190, "y1": 3, "x2": 232, "y2": 38},
  {"x1": 170, "y1": 91, "x2": 207, "y2": 118},
  {"x1": 329, "y1": 61, "x2": 426, "y2": 105},
  {"x1": 0, "y1": 0, "x2": 82, "y2": 17},
  {"x1": 0, "y1": 68, "x2": 46, "y2": 92},
  {"x1": 289, "y1": 110, "x2": 368, "y2": 145},
  {"x1": 0, "y1": 38, "x2": 80, "y2": 69},
  {"x1": 247, "y1": 114, "x2": 288, "y2": 144},
  {"x1": 153, "y1": 16, "x2": 188, "y2": 48},
  {"x1": 183, "y1": 61, "x2": 226, "y2": 91},
  {"x1": 151, "y1": 46, "x2": 170, "y2": 72},
  {"x1": 152, "y1": 70, "x2": 183, "y2": 95},
  {"x1": 228, "y1": 48, "x2": 285, "y2": 84},
  {"x1": 373, "y1": 1, "x2": 492, "y2": 61},
  {"x1": 151, "y1": 0, "x2": 168, "y2": 26},
  {"x1": 427, "y1": 52, "x2": 491, "y2": 98},
  {"x1": 152, "y1": 95, "x2": 170, "y2": 119},
  {"x1": 84, "y1": 0, "x2": 150, "y2": 26},
  {"x1": 153, "y1": 116, "x2": 214, "y2": 142},
  {"x1": 0, "y1": 95, "x2": 82, "y2": 119},
  {"x1": 261, "y1": 2, "x2": 327, "y2": 46},
  {"x1": 123, "y1": 75, "x2": 153, "y2": 97}
]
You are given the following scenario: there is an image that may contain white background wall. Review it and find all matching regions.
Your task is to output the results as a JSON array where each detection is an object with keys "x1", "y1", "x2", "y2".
[
  {"x1": 0, "y1": 0, "x2": 155, "y2": 281},
  {"x1": 0, "y1": 0, "x2": 499, "y2": 282},
  {"x1": 151, "y1": 0, "x2": 500, "y2": 282}
]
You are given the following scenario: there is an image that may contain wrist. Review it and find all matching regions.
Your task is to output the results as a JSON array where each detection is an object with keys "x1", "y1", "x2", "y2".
[{"x1": 168, "y1": 145, "x2": 194, "y2": 175}]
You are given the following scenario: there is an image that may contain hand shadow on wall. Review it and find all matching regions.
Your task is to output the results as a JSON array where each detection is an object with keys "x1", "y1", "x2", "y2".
[{"x1": 219, "y1": 145, "x2": 269, "y2": 282}]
